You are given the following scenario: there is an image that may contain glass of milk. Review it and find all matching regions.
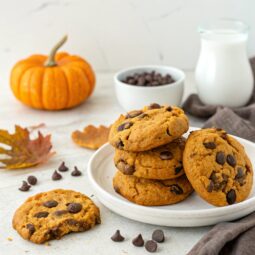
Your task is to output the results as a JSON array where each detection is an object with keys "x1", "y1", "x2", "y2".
[{"x1": 195, "y1": 19, "x2": 253, "y2": 107}]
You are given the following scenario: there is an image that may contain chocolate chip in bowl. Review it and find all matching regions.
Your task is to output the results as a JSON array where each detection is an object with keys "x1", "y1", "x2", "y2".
[
  {"x1": 114, "y1": 65, "x2": 185, "y2": 111},
  {"x1": 122, "y1": 71, "x2": 175, "y2": 87}
]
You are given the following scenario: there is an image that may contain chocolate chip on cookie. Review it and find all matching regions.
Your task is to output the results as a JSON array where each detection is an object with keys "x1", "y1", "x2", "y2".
[
  {"x1": 118, "y1": 122, "x2": 133, "y2": 131},
  {"x1": 34, "y1": 212, "x2": 49, "y2": 218},
  {"x1": 43, "y1": 200, "x2": 58, "y2": 208},
  {"x1": 126, "y1": 110, "x2": 143, "y2": 119},
  {"x1": 203, "y1": 142, "x2": 216, "y2": 149},
  {"x1": 54, "y1": 210, "x2": 68, "y2": 216},
  {"x1": 216, "y1": 151, "x2": 225, "y2": 165},
  {"x1": 226, "y1": 189, "x2": 236, "y2": 205},
  {"x1": 26, "y1": 223, "x2": 36, "y2": 235},
  {"x1": 148, "y1": 103, "x2": 161, "y2": 109},
  {"x1": 170, "y1": 184, "x2": 183, "y2": 195},
  {"x1": 67, "y1": 203, "x2": 82, "y2": 214},
  {"x1": 226, "y1": 154, "x2": 236, "y2": 167}
]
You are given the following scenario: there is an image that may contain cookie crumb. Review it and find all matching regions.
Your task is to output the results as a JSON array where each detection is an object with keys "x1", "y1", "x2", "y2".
[{"x1": 7, "y1": 237, "x2": 13, "y2": 241}]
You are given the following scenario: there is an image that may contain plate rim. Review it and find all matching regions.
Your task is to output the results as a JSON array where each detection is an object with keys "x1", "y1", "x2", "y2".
[{"x1": 87, "y1": 127, "x2": 255, "y2": 219}]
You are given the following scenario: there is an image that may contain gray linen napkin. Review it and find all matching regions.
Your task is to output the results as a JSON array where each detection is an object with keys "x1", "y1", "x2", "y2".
[
  {"x1": 188, "y1": 212, "x2": 255, "y2": 255},
  {"x1": 183, "y1": 57, "x2": 255, "y2": 142}
]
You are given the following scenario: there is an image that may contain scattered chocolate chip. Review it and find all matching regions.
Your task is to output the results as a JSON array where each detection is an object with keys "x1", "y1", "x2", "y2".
[
  {"x1": 145, "y1": 240, "x2": 157, "y2": 253},
  {"x1": 226, "y1": 189, "x2": 236, "y2": 205},
  {"x1": 216, "y1": 128, "x2": 223, "y2": 131},
  {"x1": 132, "y1": 234, "x2": 144, "y2": 247},
  {"x1": 58, "y1": 162, "x2": 69, "y2": 172},
  {"x1": 175, "y1": 166, "x2": 183, "y2": 175},
  {"x1": 160, "y1": 151, "x2": 173, "y2": 160},
  {"x1": 152, "y1": 229, "x2": 165, "y2": 243},
  {"x1": 226, "y1": 154, "x2": 236, "y2": 167},
  {"x1": 166, "y1": 106, "x2": 172, "y2": 112},
  {"x1": 19, "y1": 181, "x2": 31, "y2": 192},
  {"x1": 148, "y1": 103, "x2": 161, "y2": 109},
  {"x1": 27, "y1": 176, "x2": 37, "y2": 185},
  {"x1": 71, "y1": 166, "x2": 82, "y2": 176},
  {"x1": 52, "y1": 170, "x2": 62, "y2": 181},
  {"x1": 34, "y1": 211, "x2": 49, "y2": 218},
  {"x1": 170, "y1": 184, "x2": 183, "y2": 195},
  {"x1": 118, "y1": 122, "x2": 133, "y2": 131},
  {"x1": 203, "y1": 142, "x2": 216, "y2": 149},
  {"x1": 67, "y1": 203, "x2": 82, "y2": 214},
  {"x1": 126, "y1": 110, "x2": 143, "y2": 118},
  {"x1": 236, "y1": 167, "x2": 245, "y2": 179},
  {"x1": 43, "y1": 200, "x2": 58, "y2": 208},
  {"x1": 111, "y1": 230, "x2": 125, "y2": 242},
  {"x1": 207, "y1": 181, "x2": 214, "y2": 192},
  {"x1": 216, "y1": 151, "x2": 225, "y2": 165},
  {"x1": 26, "y1": 223, "x2": 35, "y2": 235},
  {"x1": 54, "y1": 210, "x2": 68, "y2": 216},
  {"x1": 116, "y1": 140, "x2": 124, "y2": 149},
  {"x1": 166, "y1": 129, "x2": 171, "y2": 136},
  {"x1": 122, "y1": 72, "x2": 174, "y2": 87}
]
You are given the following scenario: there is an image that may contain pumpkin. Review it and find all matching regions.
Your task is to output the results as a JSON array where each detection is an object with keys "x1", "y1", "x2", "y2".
[{"x1": 10, "y1": 35, "x2": 96, "y2": 110}]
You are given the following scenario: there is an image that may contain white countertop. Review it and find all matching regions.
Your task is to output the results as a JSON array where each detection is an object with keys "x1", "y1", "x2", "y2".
[{"x1": 0, "y1": 71, "x2": 209, "y2": 255}]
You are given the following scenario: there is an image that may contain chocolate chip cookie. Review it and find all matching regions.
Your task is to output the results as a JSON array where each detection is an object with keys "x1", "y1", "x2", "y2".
[
  {"x1": 113, "y1": 171, "x2": 193, "y2": 206},
  {"x1": 13, "y1": 189, "x2": 101, "y2": 244},
  {"x1": 114, "y1": 137, "x2": 185, "y2": 180},
  {"x1": 183, "y1": 128, "x2": 253, "y2": 207},
  {"x1": 109, "y1": 104, "x2": 189, "y2": 152}
]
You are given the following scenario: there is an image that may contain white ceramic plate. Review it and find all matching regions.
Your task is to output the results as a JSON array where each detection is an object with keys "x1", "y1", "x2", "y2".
[{"x1": 88, "y1": 128, "x2": 255, "y2": 227}]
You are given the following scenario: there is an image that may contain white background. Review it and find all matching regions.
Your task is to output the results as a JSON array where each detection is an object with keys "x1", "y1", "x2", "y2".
[{"x1": 0, "y1": 0, "x2": 254, "y2": 77}]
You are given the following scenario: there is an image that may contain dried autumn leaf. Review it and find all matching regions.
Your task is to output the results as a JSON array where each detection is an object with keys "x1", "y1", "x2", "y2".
[
  {"x1": 0, "y1": 125, "x2": 55, "y2": 169},
  {"x1": 72, "y1": 125, "x2": 110, "y2": 150}
]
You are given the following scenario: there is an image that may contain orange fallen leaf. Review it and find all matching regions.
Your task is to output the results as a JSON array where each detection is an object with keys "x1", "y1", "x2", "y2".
[
  {"x1": 0, "y1": 125, "x2": 55, "y2": 169},
  {"x1": 72, "y1": 125, "x2": 110, "y2": 150}
]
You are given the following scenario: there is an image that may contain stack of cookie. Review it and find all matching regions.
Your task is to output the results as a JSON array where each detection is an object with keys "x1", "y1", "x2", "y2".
[{"x1": 109, "y1": 103, "x2": 193, "y2": 206}]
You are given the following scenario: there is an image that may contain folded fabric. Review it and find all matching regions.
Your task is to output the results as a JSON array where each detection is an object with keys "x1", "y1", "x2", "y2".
[
  {"x1": 188, "y1": 212, "x2": 255, "y2": 255},
  {"x1": 183, "y1": 57, "x2": 255, "y2": 142}
]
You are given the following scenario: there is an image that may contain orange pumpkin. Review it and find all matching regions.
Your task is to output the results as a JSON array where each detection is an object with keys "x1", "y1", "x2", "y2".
[{"x1": 10, "y1": 35, "x2": 96, "y2": 110}]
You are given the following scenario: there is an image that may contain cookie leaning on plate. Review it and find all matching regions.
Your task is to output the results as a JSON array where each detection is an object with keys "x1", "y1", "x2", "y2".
[
  {"x1": 114, "y1": 137, "x2": 186, "y2": 180},
  {"x1": 113, "y1": 171, "x2": 193, "y2": 206},
  {"x1": 109, "y1": 103, "x2": 189, "y2": 152},
  {"x1": 13, "y1": 189, "x2": 101, "y2": 244},
  {"x1": 183, "y1": 128, "x2": 253, "y2": 207}
]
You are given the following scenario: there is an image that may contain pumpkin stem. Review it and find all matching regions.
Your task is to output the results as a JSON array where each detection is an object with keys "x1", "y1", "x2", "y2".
[{"x1": 44, "y1": 35, "x2": 68, "y2": 67}]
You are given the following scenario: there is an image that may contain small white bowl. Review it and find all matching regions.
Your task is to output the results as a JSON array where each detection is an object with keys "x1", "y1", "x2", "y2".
[{"x1": 114, "y1": 65, "x2": 185, "y2": 111}]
